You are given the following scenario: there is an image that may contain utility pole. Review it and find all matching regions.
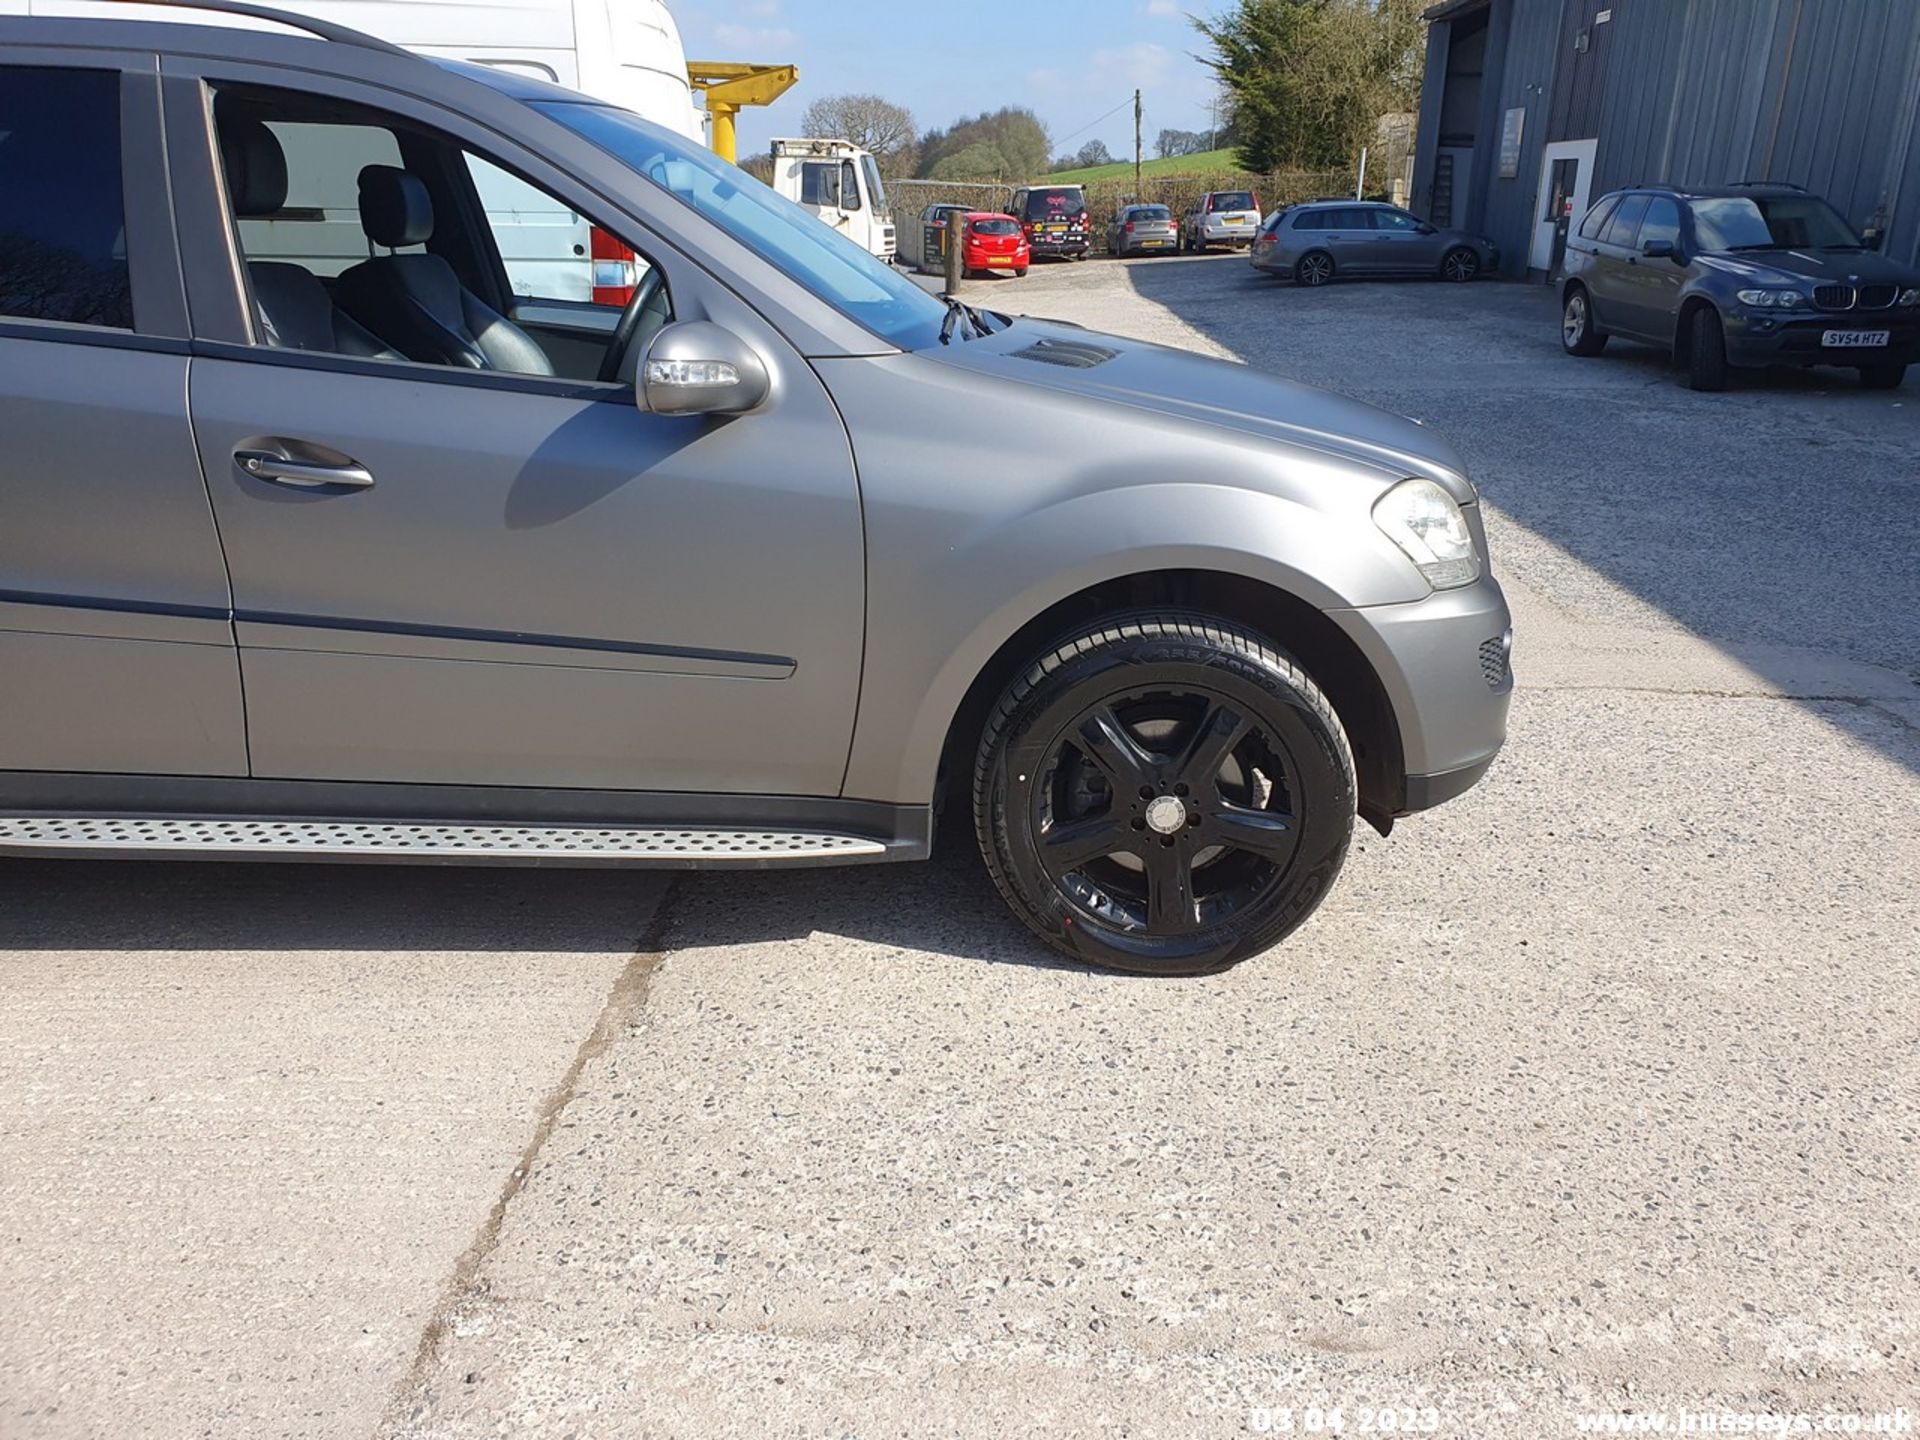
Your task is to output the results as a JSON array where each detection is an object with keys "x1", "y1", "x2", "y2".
[{"x1": 1134, "y1": 89, "x2": 1143, "y2": 195}]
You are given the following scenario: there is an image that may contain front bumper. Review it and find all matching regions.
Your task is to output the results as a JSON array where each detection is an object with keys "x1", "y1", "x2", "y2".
[
  {"x1": 1328, "y1": 570, "x2": 1513, "y2": 816},
  {"x1": 1724, "y1": 310, "x2": 1920, "y2": 367}
]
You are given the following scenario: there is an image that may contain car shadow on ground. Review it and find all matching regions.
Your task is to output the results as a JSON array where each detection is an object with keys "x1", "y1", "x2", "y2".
[{"x1": 1123, "y1": 263, "x2": 1920, "y2": 773}]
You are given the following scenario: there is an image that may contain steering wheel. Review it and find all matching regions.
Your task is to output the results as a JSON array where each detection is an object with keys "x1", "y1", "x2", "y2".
[{"x1": 597, "y1": 264, "x2": 667, "y2": 385}]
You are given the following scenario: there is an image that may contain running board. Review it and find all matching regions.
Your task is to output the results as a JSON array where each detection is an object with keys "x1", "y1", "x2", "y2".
[{"x1": 0, "y1": 815, "x2": 891, "y2": 867}]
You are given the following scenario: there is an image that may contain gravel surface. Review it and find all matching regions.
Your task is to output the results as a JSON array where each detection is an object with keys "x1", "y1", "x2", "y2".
[{"x1": 5, "y1": 255, "x2": 1917, "y2": 1440}]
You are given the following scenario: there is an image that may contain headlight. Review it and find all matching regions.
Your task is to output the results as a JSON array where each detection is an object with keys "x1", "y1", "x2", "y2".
[
  {"x1": 1899, "y1": 287, "x2": 1920, "y2": 307},
  {"x1": 1372, "y1": 477, "x2": 1481, "y2": 589},
  {"x1": 1736, "y1": 288, "x2": 1805, "y2": 308}
]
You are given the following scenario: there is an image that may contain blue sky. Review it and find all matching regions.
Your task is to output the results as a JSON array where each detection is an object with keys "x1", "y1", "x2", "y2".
[{"x1": 674, "y1": 0, "x2": 1226, "y2": 165}]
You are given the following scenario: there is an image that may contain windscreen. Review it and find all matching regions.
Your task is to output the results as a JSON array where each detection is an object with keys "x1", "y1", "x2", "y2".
[
  {"x1": 1132, "y1": 206, "x2": 1171, "y2": 221},
  {"x1": 970, "y1": 217, "x2": 1020, "y2": 236},
  {"x1": 1690, "y1": 194, "x2": 1862, "y2": 251},
  {"x1": 1210, "y1": 191, "x2": 1256, "y2": 211},
  {"x1": 536, "y1": 102, "x2": 945, "y2": 348}
]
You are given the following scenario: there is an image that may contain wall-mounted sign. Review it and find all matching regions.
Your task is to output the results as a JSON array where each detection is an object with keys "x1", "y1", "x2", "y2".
[
  {"x1": 1596, "y1": 8, "x2": 1613, "y2": 21},
  {"x1": 1498, "y1": 106, "x2": 1526, "y2": 178}
]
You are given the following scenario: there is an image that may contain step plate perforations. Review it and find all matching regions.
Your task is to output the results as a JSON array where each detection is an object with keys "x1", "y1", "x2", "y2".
[{"x1": 0, "y1": 817, "x2": 885, "y2": 862}]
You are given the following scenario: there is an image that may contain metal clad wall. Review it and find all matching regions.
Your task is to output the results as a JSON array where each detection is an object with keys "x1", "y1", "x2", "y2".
[
  {"x1": 1436, "y1": 0, "x2": 1920, "y2": 271},
  {"x1": 1475, "y1": 0, "x2": 1564, "y2": 258}
]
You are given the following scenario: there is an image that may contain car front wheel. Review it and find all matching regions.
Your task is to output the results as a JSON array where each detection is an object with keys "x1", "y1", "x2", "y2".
[
  {"x1": 1860, "y1": 363, "x2": 1907, "y2": 390},
  {"x1": 974, "y1": 612, "x2": 1356, "y2": 976},
  {"x1": 1687, "y1": 305, "x2": 1730, "y2": 391},
  {"x1": 1441, "y1": 246, "x2": 1479, "y2": 282},
  {"x1": 1294, "y1": 251, "x2": 1335, "y2": 286}
]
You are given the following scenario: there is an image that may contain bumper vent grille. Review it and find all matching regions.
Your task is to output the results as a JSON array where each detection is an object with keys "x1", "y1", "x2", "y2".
[{"x1": 1478, "y1": 633, "x2": 1512, "y2": 688}]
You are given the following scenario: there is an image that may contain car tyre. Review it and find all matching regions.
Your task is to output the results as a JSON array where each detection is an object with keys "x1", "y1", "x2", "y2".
[
  {"x1": 1561, "y1": 285, "x2": 1607, "y2": 355},
  {"x1": 1015, "y1": 267, "x2": 1029, "y2": 278},
  {"x1": 1441, "y1": 246, "x2": 1480, "y2": 282},
  {"x1": 1294, "y1": 251, "x2": 1335, "y2": 287},
  {"x1": 974, "y1": 611, "x2": 1356, "y2": 976},
  {"x1": 1860, "y1": 363, "x2": 1907, "y2": 390},
  {"x1": 1687, "y1": 305, "x2": 1730, "y2": 391}
]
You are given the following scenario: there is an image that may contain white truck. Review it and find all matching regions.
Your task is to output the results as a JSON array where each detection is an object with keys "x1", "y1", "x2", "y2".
[
  {"x1": 15, "y1": 0, "x2": 702, "y2": 302},
  {"x1": 769, "y1": 138, "x2": 896, "y2": 262}
]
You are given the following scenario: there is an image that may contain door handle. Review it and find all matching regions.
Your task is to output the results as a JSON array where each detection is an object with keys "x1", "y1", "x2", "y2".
[{"x1": 234, "y1": 447, "x2": 375, "y2": 489}]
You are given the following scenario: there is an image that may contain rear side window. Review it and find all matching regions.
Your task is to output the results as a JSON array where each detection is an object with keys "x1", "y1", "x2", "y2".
[
  {"x1": 0, "y1": 67, "x2": 133, "y2": 330},
  {"x1": 1578, "y1": 195, "x2": 1620, "y2": 240},
  {"x1": 1292, "y1": 210, "x2": 1326, "y2": 231},
  {"x1": 1601, "y1": 194, "x2": 1650, "y2": 248}
]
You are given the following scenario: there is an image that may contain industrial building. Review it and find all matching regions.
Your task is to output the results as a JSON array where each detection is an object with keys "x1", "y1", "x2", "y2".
[{"x1": 1410, "y1": 0, "x2": 1920, "y2": 277}]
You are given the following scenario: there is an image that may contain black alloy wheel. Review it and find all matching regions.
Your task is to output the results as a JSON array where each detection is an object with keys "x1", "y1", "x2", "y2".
[
  {"x1": 1442, "y1": 246, "x2": 1480, "y2": 282},
  {"x1": 975, "y1": 614, "x2": 1355, "y2": 975}
]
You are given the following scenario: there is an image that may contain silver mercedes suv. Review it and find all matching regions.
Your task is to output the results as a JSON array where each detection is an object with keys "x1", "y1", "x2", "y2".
[{"x1": 0, "y1": 1, "x2": 1512, "y2": 975}]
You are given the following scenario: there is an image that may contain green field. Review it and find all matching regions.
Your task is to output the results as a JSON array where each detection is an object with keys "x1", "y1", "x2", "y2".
[{"x1": 1041, "y1": 148, "x2": 1245, "y2": 184}]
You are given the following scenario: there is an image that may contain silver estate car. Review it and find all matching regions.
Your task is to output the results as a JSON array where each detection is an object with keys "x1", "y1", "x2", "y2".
[
  {"x1": 1252, "y1": 201, "x2": 1500, "y2": 286},
  {"x1": 0, "y1": 2, "x2": 1512, "y2": 975}
]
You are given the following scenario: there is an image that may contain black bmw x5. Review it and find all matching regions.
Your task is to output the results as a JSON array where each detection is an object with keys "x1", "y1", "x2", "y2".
[{"x1": 1559, "y1": 183, "x2": 1919, "y2": 391}]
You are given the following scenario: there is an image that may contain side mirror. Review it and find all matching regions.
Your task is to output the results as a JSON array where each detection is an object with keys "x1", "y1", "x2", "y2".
[
  {"x1": 1416, "y1": 222, "x2": 1437, "y2": 235},
  {"x1": 637, "y1": 321, "x2": 770, "y2": 418},
  {"x1": 1642, "y1": 238, "x2": 1676, "y2": 260},
  {"x1": 1862, "y1": 225, "x2": 1886, "y2": 252}
]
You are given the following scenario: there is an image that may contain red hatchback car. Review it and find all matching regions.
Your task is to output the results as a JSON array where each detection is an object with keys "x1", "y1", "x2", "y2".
[{"x1": 961, "y1": 212, "x2": 1030, "y2": 277}]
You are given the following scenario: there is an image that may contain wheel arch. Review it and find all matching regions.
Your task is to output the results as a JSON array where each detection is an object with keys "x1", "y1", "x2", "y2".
[{"x1": 934, "y1": 569, "x2": 1407, "y2": 838}]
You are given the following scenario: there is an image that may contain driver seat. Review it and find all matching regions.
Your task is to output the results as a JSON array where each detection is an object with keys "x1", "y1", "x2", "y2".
[{"x1": 334, "y1": 165, "x2": 553, "y2": 375}]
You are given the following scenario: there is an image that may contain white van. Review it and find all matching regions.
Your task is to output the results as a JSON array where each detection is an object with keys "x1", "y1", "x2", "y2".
[
  {"x1": 14, "y1": 0, "x2": 702, "y2": 301},
  {"x1": 770, "y1": 137, "x2": 896, "y2": 262}
]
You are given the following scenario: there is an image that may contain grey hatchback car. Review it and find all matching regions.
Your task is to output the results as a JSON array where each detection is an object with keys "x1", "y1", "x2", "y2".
[
  {"x1": 1252, "y1": 201, "x2": 1499, "y2": 286},
  {"x1": 0, "y1": 2, "x2": 1512, "y2": 975}
]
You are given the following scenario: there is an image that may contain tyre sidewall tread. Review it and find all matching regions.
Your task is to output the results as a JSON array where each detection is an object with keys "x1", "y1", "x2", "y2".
[{"x1": 972, "y1": 611, "x2": 1357, "y2": 976}]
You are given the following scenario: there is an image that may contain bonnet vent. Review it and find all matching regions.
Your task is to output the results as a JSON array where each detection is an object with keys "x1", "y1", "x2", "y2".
[{"x1": 1011, "y1": 338, "x2": 1121, "y2": 369}]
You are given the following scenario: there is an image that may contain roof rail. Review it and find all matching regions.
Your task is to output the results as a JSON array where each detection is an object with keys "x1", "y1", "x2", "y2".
[
  {"x1": 85, "y1": 0, "x2": 409, "y2": 56},
  {"x1": 1726, "y1": 179, "x2": 1806, "y2": 191}
]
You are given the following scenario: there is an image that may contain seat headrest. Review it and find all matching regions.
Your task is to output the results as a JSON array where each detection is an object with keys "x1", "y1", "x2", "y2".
[
  {"x1": 358, "y1": 165, "x2": 434, "y2": 248},
  {"x1": 220, "y1": 118, "x2": 288, "y2": 217}
]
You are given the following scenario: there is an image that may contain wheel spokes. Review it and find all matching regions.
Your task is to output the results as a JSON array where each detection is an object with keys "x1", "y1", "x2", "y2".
[
  {"x1": 1140, "y1": 838, "x2": 1199, "y2": 932},
  {"x1": 1205, "y1": 801, "x2": 1299, "y2": 866},
  {"x1": 1077, "y1": 705, "x2": 1160, "y2": 790},
  {"x1": 1176, "y1": 701, "x2": 1249, "y2": 790},
  {"x1": 1039, "y1": 814, "x2": 1126, "y2": 876}
]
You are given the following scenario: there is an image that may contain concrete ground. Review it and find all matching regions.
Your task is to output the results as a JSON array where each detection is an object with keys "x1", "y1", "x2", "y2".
[{"x1": 4, "y1": 255, "x2": 1917, "y2": 1440}]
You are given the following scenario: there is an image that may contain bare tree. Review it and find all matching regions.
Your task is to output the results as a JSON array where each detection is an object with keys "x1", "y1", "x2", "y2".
[{"x1": 799, "y1": 93, "x2": 918, "y2": 172}]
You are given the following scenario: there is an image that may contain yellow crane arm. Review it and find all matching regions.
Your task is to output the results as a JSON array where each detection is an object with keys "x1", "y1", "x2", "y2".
[{"x1": 687, "y1": 62, "x2": 799, "y2": 163}]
